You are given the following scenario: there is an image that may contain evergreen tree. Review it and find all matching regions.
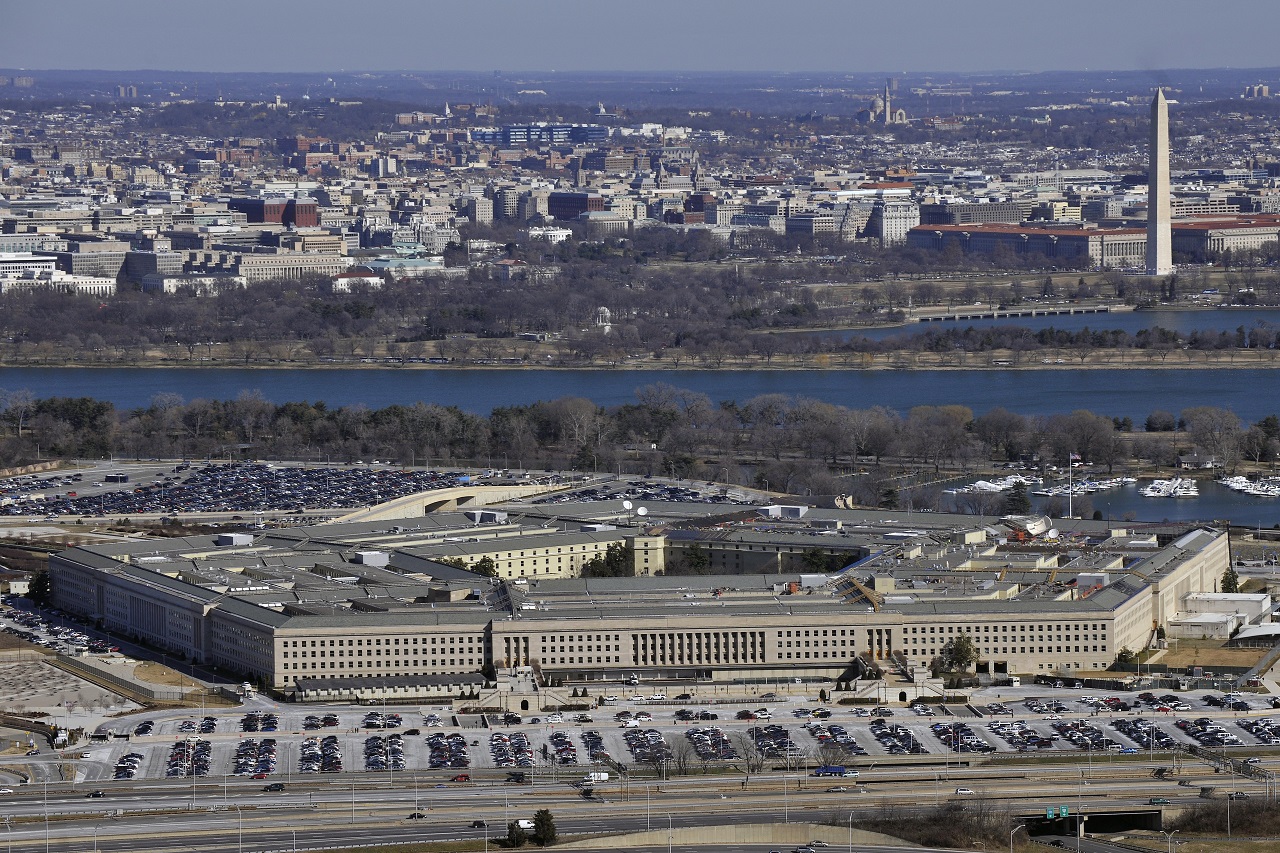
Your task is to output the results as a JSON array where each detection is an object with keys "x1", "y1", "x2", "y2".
[
  {"x1": 1002, "y1": 482, "x2": 1032, "y2": 515},
  {"x1": 27, "y1": 570, "x2": 52, "y2": 607},
  {"x1": 940, "y1": 634, "x2": 979, "y2": 672},
  {"x1": 506, "y1": 822, "x2": 529, "y2": 848},
  {"x1": 1221, "y1": 566, "x2": 1241, "y2": 594},
  {"x1": 532, "y1": 810, "x2": 557, "y2": 845},
  {"x1": 580, "y1": 543, "x2": 635, "y2": 578}
]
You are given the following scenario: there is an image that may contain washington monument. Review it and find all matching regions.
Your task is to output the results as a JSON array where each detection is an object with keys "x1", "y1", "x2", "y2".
[{"x1": 1145, "y1": 88, "x2": 1174, "y2": 276}]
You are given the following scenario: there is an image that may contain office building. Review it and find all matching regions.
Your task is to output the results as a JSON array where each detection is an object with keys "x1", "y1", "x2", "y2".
[{"x1": 47, "y1": 498, "x2": 1234, "y2": 699}]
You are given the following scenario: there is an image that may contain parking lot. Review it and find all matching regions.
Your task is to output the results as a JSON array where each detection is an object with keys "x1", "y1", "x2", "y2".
[
  {"x1": 529, "y1": 479, "x2": 755, "y2": 507},
  {"x1": 60, "y1": 687, "x2": 1280, "y2": 784},
  {"x1": 0, "y1": 462, "x2": 478, "y2": 519}
]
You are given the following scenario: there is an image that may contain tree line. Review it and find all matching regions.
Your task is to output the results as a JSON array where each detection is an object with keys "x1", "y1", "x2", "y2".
[{"x1": 2, "y1": 387, "x2": 1276, "y2": 517}]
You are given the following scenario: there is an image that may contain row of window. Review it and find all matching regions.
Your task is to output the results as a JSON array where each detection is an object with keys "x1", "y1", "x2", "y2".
[
  {"x1": 287, "y1": 658, "x2": 478, "y2": 670},
  {"x1": 284, "y1": 636, "x2": 481, "y2": 648}
]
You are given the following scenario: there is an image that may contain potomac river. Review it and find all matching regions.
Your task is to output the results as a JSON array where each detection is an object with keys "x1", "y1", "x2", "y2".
[{"x1": 0, "y1": 365, "x2": 1277, "y2": 423}]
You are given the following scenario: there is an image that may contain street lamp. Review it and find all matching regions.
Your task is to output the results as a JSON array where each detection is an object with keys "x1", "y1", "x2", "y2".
[
  {"x1": 1160, "y1": 829, "x2": 1179, "y2": 853},
  {"x1": 1010, "y1": 824, "x2": 1025, "y2": 853},
  {"x1": 234, "y1": 804, "x2": 243, "y2": 853},
  {"x1": 848, "y1": 811, "x2": 855, "y2": 853},
  {"x1": 667, "y1": 813, "x2": 673, "y2": 853}
]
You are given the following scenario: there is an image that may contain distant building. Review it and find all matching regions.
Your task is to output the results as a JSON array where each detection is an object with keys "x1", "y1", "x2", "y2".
[
  {"x1": 785, "y1": 212, "x2": 837, "y2": 237},
  {"x1": 907, "y1": 223, "x2": 1146, "y2": 268},
  {"x1": 0, "y1": 268, "x2": 116, "y2": 296},
  {"x1": 0, "y1": 252, "x2": 58, "y2": 277},
  {"x1": 226, "y1": 198, "x2": 320, "y2": 228},
  {"x1": 1170, "y1": 216, "x2": 1280, "y2": 261},
  {"x1": 463, "y1": 196, "x2": 494, "y2": 225},
  {"x1": 548, "y1": 192, "x2": 605, "y2": 221},
  {"x1": 329, "y1": 267, "x2": 384, "y2": 293},
  {"x1": 920, "y1": 200, "x2": 1031, "y2": 225},
  {"x1": 865, "y1": 199, "x2": 920, "y2": 245},
  {"x1": 471, "y1": 124, "x2": 609, "y2": 147},
  {"x1": 140, "y1": 274, "x2": 246, "y2": 295}
]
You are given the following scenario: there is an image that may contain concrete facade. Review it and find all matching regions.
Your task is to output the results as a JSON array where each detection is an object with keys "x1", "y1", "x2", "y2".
[{"x1": 46, "y1": 510, "x2": 1232, "y2": 696}]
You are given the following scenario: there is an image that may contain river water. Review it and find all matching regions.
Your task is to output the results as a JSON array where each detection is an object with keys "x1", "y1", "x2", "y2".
[
  {"x1": 0, "y1": 365, "x2": 1275, "y2": 423},
  {"x1": 5, "y1": 308, "x2": 1280, "y2": 524},
  {"x1": 1006, "y1": 479, "x2": 1280, "y2": 528}
]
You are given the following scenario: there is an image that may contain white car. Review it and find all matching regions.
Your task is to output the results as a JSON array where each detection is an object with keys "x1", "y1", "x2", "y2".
[
  {"x1": 603, "y1": 695, "x2": 618, "y2": 702},
  {"x1": 649, "y1": 693, "x2": 667, "y2": 701},
  {"x1": 546, "y1": 714, "x2": 563, "y2": 723},
  {"x1": 0, "y1": 788, "x2": 12, "y2": 794},
  {"x1": 954, "y1": 787, "x2": 976, "y2": 795}
]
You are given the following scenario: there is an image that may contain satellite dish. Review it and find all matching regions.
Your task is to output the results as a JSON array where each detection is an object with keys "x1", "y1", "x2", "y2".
[
  {"x1": 636, "y1": 507, "x2": 648, "y2": 517},
  {"x1": 622, "y1": 500, "x2": 633, "y2": 511},
  {"x1": 1047, "y1": 528, "x2": 1060, "y2": 539}
]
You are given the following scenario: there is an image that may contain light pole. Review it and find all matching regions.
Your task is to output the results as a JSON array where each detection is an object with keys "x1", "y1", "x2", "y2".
[
  {"x1": 234, "y1": 804, "x2": 243, "y2": 853},
  {"x1": 783, "y1": 773, "x2": 789, "y2": 823},
  {"x1": 667, "y1": 813, "x2": 673, "y2": 853},
  {"x1": 848, "y1": 811, "x2": 855, "y2": 853},
  {"x1": 292, "y1": 828, "x2": 297, "y2": 852},
  {"x1": 646, "y1": 783, "x2": 651, "y2": 831},
  {"x1": 93, "y1": 822, "x2": 100, "y2": 853},
  {"x1": 1160, "y1": 829, "x2": 1178, "y2": 853},
  {"x1": 1010, "y1": 824, "x2": 1025, "y2": 853}
]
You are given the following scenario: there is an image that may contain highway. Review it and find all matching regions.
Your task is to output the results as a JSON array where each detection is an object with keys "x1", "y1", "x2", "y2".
[{"x1": 0, "y1": 760, "x2": 1269, "y2": 853}]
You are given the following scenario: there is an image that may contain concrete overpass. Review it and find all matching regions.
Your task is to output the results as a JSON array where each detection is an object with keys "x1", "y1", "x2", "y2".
[{"x1": 335, "y1": 481, "x2": 566, "y2": 523}]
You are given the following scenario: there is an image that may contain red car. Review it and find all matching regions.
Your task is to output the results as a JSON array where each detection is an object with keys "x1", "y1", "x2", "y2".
[{"x1": 450, "y1": 774, "x2": 471, "y2": 783}]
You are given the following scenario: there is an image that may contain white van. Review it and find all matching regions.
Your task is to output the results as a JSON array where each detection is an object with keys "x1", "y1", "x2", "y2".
[{"x1": 516, "y1": 819, "x2": 535, "y2": 831}]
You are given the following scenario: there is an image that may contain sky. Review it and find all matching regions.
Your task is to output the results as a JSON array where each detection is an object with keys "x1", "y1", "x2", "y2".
[{"x1": 2, "y1": 0, "x2": 1276, "y2": 75}]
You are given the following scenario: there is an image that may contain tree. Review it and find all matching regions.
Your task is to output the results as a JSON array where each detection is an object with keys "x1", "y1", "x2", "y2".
[
  {"x1": 26, "y1": 569, "x2": 52, "y2": 606},
  {"x1": 1221, "y1": 566, "x2": 1241, "y2": 594},
  {"x1": 580, "y1": 543, "x2": 635, "y2": 578},
  {"x1": 939, "y1": 634, "x2": 979, "y2": 673},
  {"x1": 669, "y1": 543, "x2": 711, "y2": 575},
  {"x1": 1115, "y1": 648, "x2": 1137, "y2": 666},
  {"x1": 505, "y1": 822, "x2": 529, "y2": 848},
  {"x1": 1181, "y1": 406, "x2": 1243, "y2": 472},
  {"x1": 1002, "y1": 482, "x2": 1032, "y2": 515},
  {"x1": 471, "y1": 556, "x2": 499, "y2": 578},
  {"x1": 532, "y1": 809, "x2": 557, "y2": 845},
  {"x1": 799, "y1": 547, "x2": 836, "y2": 572}
]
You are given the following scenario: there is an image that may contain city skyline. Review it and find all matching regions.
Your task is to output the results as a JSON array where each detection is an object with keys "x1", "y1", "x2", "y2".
[{"x1": 2, "y1": 0, "x2": 1277, "y2": 75}]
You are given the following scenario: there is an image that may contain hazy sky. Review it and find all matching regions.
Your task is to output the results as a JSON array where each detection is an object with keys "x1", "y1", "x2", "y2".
[{"x1": 3, "y1": 0, "x2": 1275, "y2": 75}]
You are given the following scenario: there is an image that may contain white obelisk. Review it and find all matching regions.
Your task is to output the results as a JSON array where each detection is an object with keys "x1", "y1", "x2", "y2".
[{"x1": 1145, "y1": 89, "x2": 1174, "y2": 276}]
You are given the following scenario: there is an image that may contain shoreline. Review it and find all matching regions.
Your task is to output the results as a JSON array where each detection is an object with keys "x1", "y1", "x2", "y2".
[{"x1": 4, "y1": 356, "x2": 1280, "y2": 372}]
